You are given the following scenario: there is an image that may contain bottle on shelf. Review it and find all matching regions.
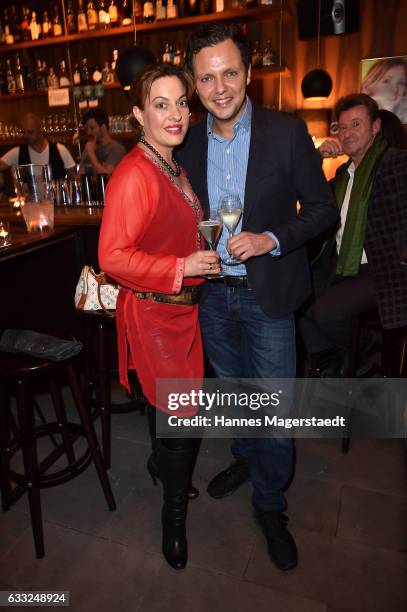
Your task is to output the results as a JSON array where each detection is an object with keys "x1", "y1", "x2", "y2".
[
  {"x1": 15, "y1": 54, "x2": 25, "y2": 93},
  {"x1": 78, "y1": 0, "x2": 89, "y2": 32},
  {"x1": 34, "y1": 59, "x2": 44, "y2": 90},
  {"x1": 73, "y1": 63, "x2": 82, "y2": 85},
  {"x1": 66, "y1": 1, "x2": 77, "y2": 34},
  {"x1": 87, "y1": 1, "x2": 98, "y2": 30},
  {"x1": 52, "y1": 5, "x2": 63, "y2": 36},
  {"x1": 200, "y1": 0, "x2": 212, "y2": 14},
  {"x1": 0, "y1": 19, "x2": 4, "y2": 45},
  {"x1": 143, "y1": 0, "x2": 156, "y2": 23},
  {"x1": 178, "y1": 0, "x2": 187, "y2": 17},
  {"x1": 187, "y1": 0, "x2": 200, "y2": 16},
  {"x1": 162, "y1": 42, "x2": 171, "y2": 64},
  {"x1": 156, "y1": 0, "x2": 167, "y2": 21},
  {"x1": 30, "y1": 11, "x2": 41, "y2": 41},
  {"x1": 48, "y1": 66, "x2": 59, "y2": 89},
  {"x1": 10, "y1": 6, "x2": 21, "y2": 44},
  {"x1": 98, "y1": 0, "x2": 110, "y2": 29},
  {"x1": 173, "y1": 45, "x2": 182, "y2": 65},
  {"x1": 81, "y1": 57, "x2": 91, "y2": 84},
  {"x1": 251, "y1": 41, "x2": 263, "y2": 68},
  {"x1": 102, "y1": 61, "x2": 114, "y2": 82},
  {"x1": 111, "y1": 49, "x2": 119, "y2": 80},
  {"x1": 3, "y1": 10, "x2": 15, "y2": 45},
  {"x1": 262, "y1": 39, "x2": 277, "y2": 67},
  {"x1": 6, "y1": 59, "x2": 16, "y2": 95},
  {"x1": 21, "y1": 6, "x2": 32, "y2": 41},
  {"x1": 42, "y1": 11, "x2": 51, "y2": 38},
  {"x1": 108, "y1": 0, "x2": 119, "y2": 26},
  {"x1": 167, "y1": 0, "x2": 178, "y2": 19},
  {"x1": 120, "y1": 0, "x2": 133, "y2": 25},
  {"x1": 245, "y1": 0, "x2": 257, "y2": 7},
  {"x1": 59, "y1": 60, "x2": 71, "y2": 87},
  {"x1": 215, "y1": 0, "x2": 224, "y2": 11}
]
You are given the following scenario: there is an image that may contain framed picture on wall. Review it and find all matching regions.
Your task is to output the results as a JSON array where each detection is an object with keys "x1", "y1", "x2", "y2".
[{"x1": 360, "y1": 56, "x2": 407, "y2": 124}]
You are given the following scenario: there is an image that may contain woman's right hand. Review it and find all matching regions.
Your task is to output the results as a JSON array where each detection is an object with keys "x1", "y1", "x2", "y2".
[{"x1": 184, "y1": 250, "x2": 221, "y2": 277}]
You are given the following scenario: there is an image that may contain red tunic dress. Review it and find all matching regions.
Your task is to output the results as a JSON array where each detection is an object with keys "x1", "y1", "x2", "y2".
[{"x1": 98, "y1": 147, "x2": 203, "y2": 413}]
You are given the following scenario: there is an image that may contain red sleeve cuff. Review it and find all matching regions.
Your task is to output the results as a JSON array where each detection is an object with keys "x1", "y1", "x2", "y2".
[{"x1": 172, "y1": 258, "x2": 185, "y2": 293}]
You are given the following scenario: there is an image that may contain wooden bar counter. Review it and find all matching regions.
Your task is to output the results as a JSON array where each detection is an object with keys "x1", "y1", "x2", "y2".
[{"x1": 0, "y1": 203, "x2": 104, "y2": 339}]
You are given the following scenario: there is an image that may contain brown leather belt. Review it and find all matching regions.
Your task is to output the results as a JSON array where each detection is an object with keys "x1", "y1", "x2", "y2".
[
  {"x1": 222, "y1": 276, "x2": 249, "y2": 288},
  {"x1": 133, "y1": 285, "x2": 202, "y2": 306}
]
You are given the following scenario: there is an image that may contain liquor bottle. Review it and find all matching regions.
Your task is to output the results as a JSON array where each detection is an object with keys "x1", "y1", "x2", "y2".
[
  {"x1": 156, "y1": 0, "x2": 167, "y2": 20},
  {"x1": 98, "y1": 0, "x2": 110, "y2": 29},
  {"x1": 42, "y1": 11, "x2": 51, "y2": 38},
  {"x1": 215, "y1": 0, "x2": 224, "y2": 11},
  {"x1": 30, "y1": 12, "x2": 41, "y2": 41},
  {"x1": 21, "y1": 6, "x2": 31, "y2": 41},
  {"x1": 77, "y1": 0, "x2": 89, "y2": 32},
  {"x1": 3, "y1": 10, "x2": 15, "y2": 45},
  {"x1": 120, "y1": 0, "x2": 132, "y2": 25},
  {"x1": 167, "y1": 0, "x2": 178, "y2": 19},
  {"x1": 143, "y1": 0, "x2": 156, "y2": 23},
  {"x1": 92, "y1": 64, "x2": 103, "y2": 83},
  {"x1": 262, "y1": 40, "x2": 276, "y2": 67},
  {"x1": 162, "y1": 42, "x2": 171, "y2": 63},
  {"x1": 178, "y1": 0, "x2": 187, "y2": 17},
  {"x1": 87, "y1": 1, "x2": 98, "y2": 30},
  {"x1": 102, "y1": 61, "x2": 114, "y2": 82},
  {"x1": 135, "y1": 0, "x2": 143, "y2": 22},
  {"x1": 81, "y1": 58, "x2": 90, "y2": 84},
  {"x1": 187, "y1": 0, "x2": 200, "y2": 16},
  {"x1": 73, "y1": 63, "x2": 82, "y2": 85},
  {"x1": 10, "y1": 6, "x2": 21, "y2": 43},
  {"x1": 251, "y1": 41, "x2": 262, "y2": 68},
  {"x1": 245, "y1": 0, "x2": 257, "y2": 7},
  {"x1": 66, "y1": 1, "x2": 77, "y2": 33},
  {"x1": 260, "y1": 0, "x2": 274, "y2": 4},
  {"x1": 48, "y1": 66, "x2": 59, "y2": 89},
  {"x1": 200, "y1": 0, "x2": 211, "y2": 14},
  {"x1": 111, "y1": 49, "x2": 119, "y2": 80},
  {"x1": 173, "y1": 45, "x2": 182, "y2": 65},
  {"x1": 52, "y1": 5, "x2": 63, "y2": 36},
  {"x1": 108, "y1": 0, "x2": 119, "y2": 26},
  {"x1": 6, "y1": 59, "x2": 16, "y2": 94},
  {"x1": 15, "y1": 54, "x2": 25, "y2": 93},
  {"x1": 59, "y1": 60, "x2": 71, "y2": 87}
]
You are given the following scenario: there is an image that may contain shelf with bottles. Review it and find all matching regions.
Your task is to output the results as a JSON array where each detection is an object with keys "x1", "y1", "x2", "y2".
[{"x1": 0, "y1": 4, "x2": 290, "y2": 54}]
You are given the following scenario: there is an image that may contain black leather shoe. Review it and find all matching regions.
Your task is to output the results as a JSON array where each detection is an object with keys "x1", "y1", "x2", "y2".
[
  {"x1": 254, "y1": 509, "x2": 298, "y2": 571},
  {"x1": 207, "y1": 459, "x2": 250, "y2": 499}
]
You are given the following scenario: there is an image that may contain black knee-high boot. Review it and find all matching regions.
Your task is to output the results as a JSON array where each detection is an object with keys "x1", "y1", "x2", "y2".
[
  {"x1": 156, "y1": 437, "x2": 198, "y2": 570},
  {"x1": 146, "y1": 405, "x2": 200, "y2": 500}
]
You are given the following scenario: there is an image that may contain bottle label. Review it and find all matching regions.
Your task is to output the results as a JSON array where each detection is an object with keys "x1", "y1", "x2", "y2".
[
  {"x1": 73, "y1": 72, "x2": 81, "y2": 84},
  {"x1": 53, "y1": 23, "x2": 63, "y2": 36},
  {"x1": 216, "y1": 0, "x2": 224, "y2": 11},
  {"x1": 78, "y1": 14, "x2": 88, "y2": 31},
  {"x1": 143, "y1": 2, "x2": 154, "y2": 17},
  {"x1": 109, "y1": 6, "x2": 118, "y2": 21},
  {"x1": 43, "y1": 22, "x2": 50, "y2": 34},
  {"x1": 87, "y1": 9, "x2": 98, "y2": 26},
  {"x1": 167, "y1": 3, "x2": 178, "y2": 18},
  {"x1": 99, "y1": 10, "x2": 110, "y2": 25}
]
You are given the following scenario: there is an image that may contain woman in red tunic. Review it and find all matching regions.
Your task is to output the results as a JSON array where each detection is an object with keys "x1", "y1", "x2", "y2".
[{"x1": 98, "y1": 64, "x2": 220, "y2": 570}]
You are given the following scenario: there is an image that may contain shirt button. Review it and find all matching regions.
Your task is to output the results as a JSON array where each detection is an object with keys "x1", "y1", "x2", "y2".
[
  {"x1": 226, "y1": 148, "x2": 230, "y2": 154},
  {"x1": 226, "y1": 174, "x2": 230, "y2": 180}
]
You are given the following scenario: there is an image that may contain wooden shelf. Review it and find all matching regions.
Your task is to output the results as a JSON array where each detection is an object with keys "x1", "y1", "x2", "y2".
[{"x1": 0, "y1": 7, "x2": 290, "y2": 54}]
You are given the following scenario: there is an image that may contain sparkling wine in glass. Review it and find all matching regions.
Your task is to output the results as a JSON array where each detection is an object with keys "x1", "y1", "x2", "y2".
[
  {"x1": 218, "y1": 194, "x2": 243, "y2": 265},
  {"x1": 198, "y1": 213, "x2": 224, "y2": 278}
]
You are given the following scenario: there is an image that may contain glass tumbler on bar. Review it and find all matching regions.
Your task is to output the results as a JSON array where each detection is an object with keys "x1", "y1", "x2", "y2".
[
  {"x1": 12, "y1": 164, "x2": 54, "y2": 232},
  {"x1": 198, "y1": 212, "x2": 224, "y2": 278}
]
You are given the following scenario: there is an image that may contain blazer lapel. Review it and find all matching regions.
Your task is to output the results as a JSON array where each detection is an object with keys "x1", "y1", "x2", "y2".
[{"x1": 243, "y1": 106, "x2": 269, "y2": 227}]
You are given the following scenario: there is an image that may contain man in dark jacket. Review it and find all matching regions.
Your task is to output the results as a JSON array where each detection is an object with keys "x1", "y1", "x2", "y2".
[
  {"x1": 177, "y1": 23, "x2": 337, "y2": 572},
  {"x1": 300, "y1": 93, "x2": 407, "y2": 371}
]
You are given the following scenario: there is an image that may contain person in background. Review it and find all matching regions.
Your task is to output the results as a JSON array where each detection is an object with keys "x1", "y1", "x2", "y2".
[
  {"x1": 79, "y1": 108, "x2": 126, "y2": 175},
  {"x1": 361, "y1": 57, "x2": 407, "y2": 124},
  {"x1": 300, "y1": 94, "x2": 407, "y2": 375},
  {"x1": 99, "y1": 64, "x2": 220, "y2": 571},
  {"x1": 177, "y1": 22, "x2": 337, "y2": 572},
  {"x1": 0, "y1": 113, "x2": 76, "y2": 179}
]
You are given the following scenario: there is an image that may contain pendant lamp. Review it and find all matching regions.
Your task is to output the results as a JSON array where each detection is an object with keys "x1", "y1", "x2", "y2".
[
  {"x1": 301, "y1": 0, "x2": 333, "y2": 101},
  {"x1": 116, "y1": 1, "x2": 157, "y2": 90}
]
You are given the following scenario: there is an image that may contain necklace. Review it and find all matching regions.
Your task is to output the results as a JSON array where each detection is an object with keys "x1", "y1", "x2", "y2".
[{"x1": 139, "y1": 138, "x2": 181, "y2": 177}]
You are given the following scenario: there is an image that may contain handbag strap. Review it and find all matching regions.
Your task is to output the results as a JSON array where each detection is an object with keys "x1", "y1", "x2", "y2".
[{"x1": 96, "y1": 278, "x2": 116, "y2": 317}]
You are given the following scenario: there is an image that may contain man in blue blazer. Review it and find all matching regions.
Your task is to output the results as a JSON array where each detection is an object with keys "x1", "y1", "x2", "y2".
[{"x1": 177, "y1": 23, "x2": 337, "y2": 571}]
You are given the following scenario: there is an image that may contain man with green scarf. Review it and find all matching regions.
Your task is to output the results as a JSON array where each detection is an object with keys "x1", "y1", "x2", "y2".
[{"x1": 299, "y1": 93, "x2": 407, "y2": 375}]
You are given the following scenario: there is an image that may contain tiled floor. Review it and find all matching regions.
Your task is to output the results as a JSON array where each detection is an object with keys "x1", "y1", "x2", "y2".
[{"x1": 1, "y1": 390, "x2": 406, "y2": 612}]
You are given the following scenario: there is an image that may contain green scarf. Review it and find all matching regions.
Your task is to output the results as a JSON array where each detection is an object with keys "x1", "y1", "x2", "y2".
[{"x1": 335, "y1": 135, "x2": 388, "y2": 276}]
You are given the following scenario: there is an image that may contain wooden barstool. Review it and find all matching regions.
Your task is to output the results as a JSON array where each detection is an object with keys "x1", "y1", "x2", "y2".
[
  {"x1": 0, "y1": 350, "x2": 116, "y2": 559},
  {"x1": 77, "y1": 310, "x2": 145, "y2": 469}
]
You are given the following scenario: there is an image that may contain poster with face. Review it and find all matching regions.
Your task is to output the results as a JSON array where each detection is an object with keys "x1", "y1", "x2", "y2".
[{"x1": 361, "y1": 56, "x2": 407, "y2": 124}]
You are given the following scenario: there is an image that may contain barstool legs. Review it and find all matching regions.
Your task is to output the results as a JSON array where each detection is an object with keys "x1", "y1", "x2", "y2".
[
  {"x1": 15, "y1": 379, "x2": 45, "y2": 559},
  {"x1": 0, "y1": 381, "x2": 12, "y2": 512},
  {"x1": 97, "y1": 322, "x2": 111, "y2": 470},
  {"x1": 66, "y1": 363, "x2": 116, "y2": 512}
]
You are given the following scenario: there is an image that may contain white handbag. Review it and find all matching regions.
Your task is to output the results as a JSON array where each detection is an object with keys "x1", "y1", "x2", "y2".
[{"x1": 74, "y1": 265, "x2": 119, "y2": 314}]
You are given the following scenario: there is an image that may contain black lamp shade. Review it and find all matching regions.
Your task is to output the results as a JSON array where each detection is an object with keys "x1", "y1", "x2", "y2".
[
  {"x1": 301, "y1": 69, "x2": 333, "y2": 100},
  {"x1": 116, "y1": 46, "x2": 157, "y2": 89}
]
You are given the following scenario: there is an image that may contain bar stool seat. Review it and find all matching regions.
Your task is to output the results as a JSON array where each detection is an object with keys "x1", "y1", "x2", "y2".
[
  {"x1": 77, "y1": 310, "x2": 145, "y2": 469},
  {"x1": 0, "y1": 348, "x2": 116, "y2": 559}
]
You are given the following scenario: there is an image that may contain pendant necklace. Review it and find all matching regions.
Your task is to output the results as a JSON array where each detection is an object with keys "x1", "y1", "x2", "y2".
[{"x1": 139, "y1": 138, "x2": 180, "y2": 177}]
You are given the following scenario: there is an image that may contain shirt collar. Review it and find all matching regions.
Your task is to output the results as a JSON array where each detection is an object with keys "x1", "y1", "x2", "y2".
[
  {"x1": 347, "y1": 161, "x2": 355, "y2": 177},
  {"x1": 207, "y1": 97, "x2": 252, "y2": 140}
]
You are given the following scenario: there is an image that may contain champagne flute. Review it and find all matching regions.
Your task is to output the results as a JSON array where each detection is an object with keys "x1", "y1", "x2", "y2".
[
  {"x1": 198, "y1": 211, "x2": 224, "y2": 278},
  {"x1": 218, "y1": 194, "x2": 243, "y2": 265}
]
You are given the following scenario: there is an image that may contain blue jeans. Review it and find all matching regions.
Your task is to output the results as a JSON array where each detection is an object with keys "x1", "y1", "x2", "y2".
[{"x1": 200, "y1": 283, "x2": 295, "y2": 512}]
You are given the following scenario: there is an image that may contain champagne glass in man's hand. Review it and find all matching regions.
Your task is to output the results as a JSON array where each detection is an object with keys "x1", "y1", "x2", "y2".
[{"x1": 218, "y1": 194, "x2": 243, "y2": 265}]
